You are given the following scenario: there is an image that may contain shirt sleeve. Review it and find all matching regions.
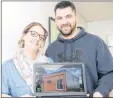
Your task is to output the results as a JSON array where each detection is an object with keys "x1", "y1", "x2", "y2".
[{"x1": 2, "y1": 62, "x2": 10, "y2": 94}]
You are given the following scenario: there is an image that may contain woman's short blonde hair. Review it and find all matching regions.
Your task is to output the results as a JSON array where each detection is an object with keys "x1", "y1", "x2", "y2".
[{"x1": 18, "y1": 22, "x2": 48, "y2": 48}]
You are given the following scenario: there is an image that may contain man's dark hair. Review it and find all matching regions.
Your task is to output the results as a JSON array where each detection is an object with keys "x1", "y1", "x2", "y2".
[{"x1": 54, "y1": 1, "x2": 76, "y2": 14}]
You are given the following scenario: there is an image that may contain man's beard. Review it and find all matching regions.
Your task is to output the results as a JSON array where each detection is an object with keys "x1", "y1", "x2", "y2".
[{"x1": 57, "y1": 24, "x2": 76, "y2": 37}]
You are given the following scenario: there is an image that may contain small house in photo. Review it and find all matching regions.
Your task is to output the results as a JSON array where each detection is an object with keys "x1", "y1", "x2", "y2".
[{"x1": 43, "y1": 69, "x2": 80, "y2": 92}]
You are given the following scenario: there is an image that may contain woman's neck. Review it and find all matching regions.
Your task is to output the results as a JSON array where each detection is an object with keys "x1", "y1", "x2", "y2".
[{"x1": 23, "y1": 48, "x2": 39, "y2": 60}]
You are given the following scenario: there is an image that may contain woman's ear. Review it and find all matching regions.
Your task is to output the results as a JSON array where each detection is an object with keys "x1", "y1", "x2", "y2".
[
  {"x1": 18, "y1": 35, "x2": 25, "y2": 48},
  {"x1": 40, "y1": 41, "x2": 45, "y2": 48}
]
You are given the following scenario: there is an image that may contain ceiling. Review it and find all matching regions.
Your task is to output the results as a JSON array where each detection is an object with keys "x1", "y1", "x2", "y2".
[{"x1": 74, "y1": 2, "x2": 113, "y2": 22}]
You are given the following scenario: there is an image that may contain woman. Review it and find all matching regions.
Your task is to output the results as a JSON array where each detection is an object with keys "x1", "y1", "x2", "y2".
[{"x1": 2, "y1": 22, "x2": 53, "y2": 97}]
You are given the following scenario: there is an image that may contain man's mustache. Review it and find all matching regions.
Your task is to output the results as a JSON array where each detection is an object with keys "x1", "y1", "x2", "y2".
[{"x1": 61, "y1": 24, "x2": 71, "y2": 28}]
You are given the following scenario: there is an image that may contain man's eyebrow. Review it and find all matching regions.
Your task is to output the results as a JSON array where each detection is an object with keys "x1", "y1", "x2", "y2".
[
  {"x1": 56, "y1": 16, "x2": 62, "y2": 19},
  {"x1": 66, "y1": 14, "x2": 72, "y2": 16},
  {"x1": 56, "y1": 16, "x2": 62, "y2": 18}
]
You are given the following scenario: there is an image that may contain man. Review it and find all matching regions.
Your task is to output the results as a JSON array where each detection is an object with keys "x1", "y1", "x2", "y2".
[{"x1": 45, "y1": 1, "x2": 113, "y2": 97}]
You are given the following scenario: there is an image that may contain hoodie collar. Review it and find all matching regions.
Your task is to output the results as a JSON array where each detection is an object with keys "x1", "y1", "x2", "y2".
[{"x1": 57, "y1": 26, "x2": 87, "y2": 43}]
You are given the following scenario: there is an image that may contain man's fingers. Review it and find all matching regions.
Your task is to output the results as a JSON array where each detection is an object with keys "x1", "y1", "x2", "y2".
[{"x1": 87, "y1": 94, "x2": 90, "y2": 97}]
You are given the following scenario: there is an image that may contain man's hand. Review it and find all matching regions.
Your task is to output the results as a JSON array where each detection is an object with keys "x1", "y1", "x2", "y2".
[
  {"x1": 87, "y1": 94, "x2": 90, "y2": 97},
  {"x1": 93, "y1": 92, "x2": 103, "y2": 97},
  {"x1": 21, "y1": 94, "x2": 35, "y2": 97}
]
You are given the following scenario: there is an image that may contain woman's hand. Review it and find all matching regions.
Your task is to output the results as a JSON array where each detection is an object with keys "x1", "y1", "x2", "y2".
[{"x1": 1, "y1": 94, "x2": 12, "y2": 97}]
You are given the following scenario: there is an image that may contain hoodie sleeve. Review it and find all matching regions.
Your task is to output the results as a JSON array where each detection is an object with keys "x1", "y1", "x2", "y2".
[
  {"x1": 45, "y1": 48, "x2": 49, "y2": 57},
  {"x1": 45, "y1": 45, "x2": 54, "y2": 60},
  {"x1": 94, "y1": 38, "x2": 113, "y2": 97}
]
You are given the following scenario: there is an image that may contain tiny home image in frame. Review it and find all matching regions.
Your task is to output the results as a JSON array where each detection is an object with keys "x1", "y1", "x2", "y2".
[{"x1": 34, "y1": 63, "x2": 85, "y2": 93}]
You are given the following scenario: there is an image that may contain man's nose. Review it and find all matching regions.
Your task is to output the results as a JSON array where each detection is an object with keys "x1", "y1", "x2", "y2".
[{"x1": 61, "y1": 18, "x2": 68, "y2": 24}]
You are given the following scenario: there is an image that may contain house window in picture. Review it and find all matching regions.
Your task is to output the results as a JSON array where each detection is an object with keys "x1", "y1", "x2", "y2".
[
  {"x1": 48, "y1": 17, "x2": 60, "y2": 44},
  {"x1": 56, "y1": 79, "x2": 64, "y2": 90},
  {"x1": 107, "y1": 35, "x2": 113, "y2": 47}
]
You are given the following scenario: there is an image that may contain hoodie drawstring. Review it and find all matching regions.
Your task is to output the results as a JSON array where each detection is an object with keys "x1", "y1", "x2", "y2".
[
  {"x1": 71, "y1": 42, "x2": 74, "y2": 62},
  {"x1": 64, "y1": 41, "x2": 67, "y2": 60}
]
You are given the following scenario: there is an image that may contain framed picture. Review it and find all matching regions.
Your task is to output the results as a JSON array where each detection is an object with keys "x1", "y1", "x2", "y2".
[
  {"x1": 33, "y1": 63, "x2": 87, "y2": 97},
  {"x1": 48, "y1": 17, "x2": 60, "y2": 44}
]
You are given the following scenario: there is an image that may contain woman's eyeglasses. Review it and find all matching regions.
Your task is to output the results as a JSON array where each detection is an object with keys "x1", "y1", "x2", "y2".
[{"x1": 27, "y1": 31, "x2": 45, "y2": 41}]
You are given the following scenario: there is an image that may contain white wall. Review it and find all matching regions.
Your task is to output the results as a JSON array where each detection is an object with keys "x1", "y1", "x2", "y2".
[
  {"x1": 76, "y1": 12, "x2": 87, "y2": 29},
  {"x1": 87, "y1": 20, "x2": 113, "y2": 56},
  {"x1": 2, "y1": 1, "x2": 86, "y2": 63}
]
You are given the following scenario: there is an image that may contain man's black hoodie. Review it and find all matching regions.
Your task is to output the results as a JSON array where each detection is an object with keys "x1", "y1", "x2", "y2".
[{"x1": 46, "y1": 27, "x2": 113, "y2": 97}]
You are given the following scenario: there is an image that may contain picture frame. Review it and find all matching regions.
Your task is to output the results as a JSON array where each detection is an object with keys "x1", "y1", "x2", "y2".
[
  {"x1": 48, "y1": 17, "x2": 60, "y2": 44},
  {"x1": 33, "y1": 63, "x2": 87, "y2": 97}
]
